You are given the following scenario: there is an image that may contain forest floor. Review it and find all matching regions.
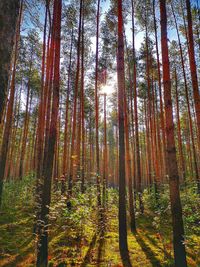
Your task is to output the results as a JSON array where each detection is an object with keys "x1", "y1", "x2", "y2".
[{"x1": 0, "y1": 174, "x2": 200, "y2": 267}]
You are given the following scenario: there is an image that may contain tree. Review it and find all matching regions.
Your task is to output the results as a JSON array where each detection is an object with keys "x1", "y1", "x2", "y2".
[
  {"x1": 117, "y1": 1, "x2": 132, "y2": 266},
  {"x1": 0, "y1": 1, "x2": 23, "y2": 205},
  {"x1": 94, "y1": 0, "x2": 102, "y2": 224},
  {"x1": 131, "y1": 0, "x2": 144, "y2": 213},
  {"x1": 68, "y1": 0, "x2": 83, "y2": 194},
  {"x1": 159, "y1": 1, "x2": 187, "y2": 266},
  {"x1": 186, "y1": 0, "x2": 200, "y2": 194},
  {"x1": 36, "y1": 0, "x2": 62, "y2": 265},
  {"x1": 0, "y1": 0, "x2": 20, "y2": 123}
]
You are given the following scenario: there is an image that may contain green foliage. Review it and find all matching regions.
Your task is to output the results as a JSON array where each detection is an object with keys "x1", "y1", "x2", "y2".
[
  {"x1": 49, "y1": 185, "x2": 97, "y2": 233},
  {"x1": 181, "y1": 183, "x2": 200, "y2": 235},
  {"x1": 2, "y1": 173, "x2": 35, "y2": 209},
  {"x1": 1, "y1": 179, "x2": 200, "y2": 266}
]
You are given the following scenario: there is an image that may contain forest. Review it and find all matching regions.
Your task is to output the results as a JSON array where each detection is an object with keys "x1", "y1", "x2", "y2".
[{"x1": 0, "y1": 0, "x2": 200, "y2": 266}]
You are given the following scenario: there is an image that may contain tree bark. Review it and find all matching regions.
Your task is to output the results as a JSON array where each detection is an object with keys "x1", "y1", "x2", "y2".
[
  {"x1": 117, "y1": 1, "x2": 132, "y2": 266},
  {"x1": 159, "y1": 1, "x2": 187, "y2": 266},
  {"x1": 36, "y1": 0, "x2": 62, "y2": 266},
  {"x1": 0, "y1": 0, "x2": 20, "y2": 123},
  {"x1": 186, "y1": 0, "x2": 200, "y2": 193},
  {"x1": 0, "y1": 1, "x2": 22, "y2": 205}
]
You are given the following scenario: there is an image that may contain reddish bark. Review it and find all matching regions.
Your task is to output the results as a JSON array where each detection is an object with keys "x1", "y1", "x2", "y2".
[
  {"x1": 0, "y1": 1, "x2": 23, "y2": 205},
  {"x1": 153, "y1": 0, "x2": 167, "y2": 178},
  {"x1": 94, "y1": 0, "x2": 102, "y2": 212},
  {"x1": 117, "y1": 1, "x2": 132, "y2": 266},
  {"x1": 159, "y1": 1, "x2": 187, "y2": 266},
  {"x1": 0, "y1": 0, "x2": 20, "y2": 123},
  {"x1": 131, "y1": 0, "x2": 143, "y2": 213},
  {"x1": 81, "y1": 8, "x2": 85, "y2": 193},
  {"x1": 68, "y1": 0, "x2": 83, "y2": 193},
  {"x1": 174, "y1": 69, "x2": 186, "y2": 181},
  {"x1": 36, "y1": 0, "x2": 62, "y2": 266},
  {"x1": 186, "y1": 0, "x2": 200, "y2": 193}
]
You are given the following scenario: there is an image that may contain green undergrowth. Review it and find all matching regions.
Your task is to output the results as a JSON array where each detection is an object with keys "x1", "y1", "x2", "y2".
[{"x1": 0, "y1": 175, "x2": 199, "y2": 266}]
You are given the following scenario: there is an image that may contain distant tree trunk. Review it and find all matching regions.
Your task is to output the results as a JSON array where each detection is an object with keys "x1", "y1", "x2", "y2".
[
  {"x1": 24, "y1": 92, "x2": 33, "y2": 174},
  {"x1": 131, "y1": 0, "x2": 143, "y2": 213},
  {"x1": 19, "y1": 49, "x2": 33, "y2": 179},
  {"x1": 124, "y1": 30, "x2": 135, "y2": 202},
  {"x1": 153, "y1": 0, "x2": 167, "y2": 179},
  {"x1": 174, "y1": 69, "x2": 186, "y2": 182},
  {"x1": 144, "y1": 99, "x2": 151, "y2": 187},
  {"x1": 159, "y1": 1, "x2": 187, "y2": 266},
  {"x1": 95, "y1": 0, "x2": 102, "y2": 219},
  {"x1": 36, "y1": 0, "x2": 62, "y2": 266},
  {"x1": 117, "y1": 1, "x2": 132, "y2": 266},
  {"x1": 36, "y1": 0, "x2": 48, "y2": 181},
  {"x1": 68, "y1": 0, "x2": 83, "y2": 193},
  {"x1": 42, "y1": 21, "x2": 53, "y2": 172},
  {"x1": 152, "y1": 81, "x2": 160, "y2": 199},
  {"x1": 124, "y1": 86, "x2": 136, "y2": 233},
  {"x1": 124, "y1": 31, "x2": 137, "y2": 212},
  {"x1": 6, "y1": 81, "x2": 22, "y2": 179},
  {"x1": 34, "y1": 1, "x2": 51, "y2": 235},
  {"x1": 115, "y1": 125, "x2": 119, "y2": 187},
  {"x1": 171, "y1": 0, "x2": 199, "y2": 184},
  {"x1": 0, "y1": 1, "x2": 22, "y2": 205},
  {"x1": 0, "y1": 0, "x2": 20, "y2": 123},
  {"x1": 81, "y1": 6, "x2": 85, "y2": 193},
  {"x1": 186, "y1": 0, "x2": 200, "y2": 193},
  {"x1": 76, "y1": 99, "x2": 82, "y2": 181},
  {"x1": 102, "y1": 94, "x2": 107, "y2": 208},
  {"x1": 145, "y1": 5, "x2": 154, "y2": 192},
  {"x1": 62, "y1": 27, "x2": 73, "y2": 194},
  {"x1": 155, "y1": 85, "x2": 163, "y2": 182}
]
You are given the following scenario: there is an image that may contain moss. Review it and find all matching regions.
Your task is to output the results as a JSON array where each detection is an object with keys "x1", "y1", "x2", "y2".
[{"x1": 0, "y1": 184, "x2": 199, "y2": 266}]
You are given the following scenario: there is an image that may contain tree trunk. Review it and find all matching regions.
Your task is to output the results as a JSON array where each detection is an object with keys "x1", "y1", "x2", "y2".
[
  {"x1": 62, "y1": 27, "x2": 73, "y2": 194},
  {"x1": 19, "y1": 50, "x2": 33, "y2": 179},
  {"x1": 174, "y1": 69, "x2": 186, "y2": 182},
  {"x1": 171, "y1": 0, "x2": 199, "y2": 185},
  {"x1": 36, "y1": 0, "x2": 62, "y2": 266},
  {"x1": 153, "y1": 0, "x2": 167, "y2": 179},
  {"x1": 159, "y1": 1, "x2": 187, "y2": 266},
  {"x1": 131, "y1": 0, "x2": 143, "y2": 213},
  {"x1": 68, "y1": 0, "x2": 83, "y2": 193},
  {"x1": 117, "y1": 1, "x2": 132, "y2": 266},
  {"x1": 95, "y1": 0, "x2": 102, "y2": 222},
  {"x1": 0, "y1": 1, "x2": 22, "y2": 205},
  {"x1": 186, "y1": 0, "x2": 200, "y2": 193},
  {"x1": 81, "y1": 7, "x2": 85, "y2": 193},
  {"x1": 0, "y1": 0, "x2": 20, "y2": 123}
]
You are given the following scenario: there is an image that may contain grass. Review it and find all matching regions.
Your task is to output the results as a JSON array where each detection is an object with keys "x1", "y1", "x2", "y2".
[{"x1": 0, "y1": 177, "x2": 199, "y2": 266}]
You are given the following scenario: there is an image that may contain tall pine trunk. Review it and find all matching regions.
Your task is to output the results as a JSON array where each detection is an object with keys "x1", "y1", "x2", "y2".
[
  {"x1": 36, "y1": 0, "x2": 62, "y2": 266},
  {"x1": 0, "y1": 1, "x2": 23, "y2": 205},
  {"x1": 186, "y1": 0, "x2": 200, "y2": 193},
  {"x1": 0, "y1": 0, "x2": 20, "y2": 123},
  {"x1": 159, "y1": 1, "x2": 187, "y2": 266},
  {"x1": 68, "y1": 0, "x2": 83, "y2": 193},
  {"x1": 131, "y1": 0, "x2": 143, "y2": 213},
  {"x1": 117, "y1": 1, "x2": 132, "y2": 266},
  {"x1": 95, "y1": 0, "x2": 102, "y2": 220},
  {"x1": 62, "y1": 28, "x2": 73, "y2": 193}
]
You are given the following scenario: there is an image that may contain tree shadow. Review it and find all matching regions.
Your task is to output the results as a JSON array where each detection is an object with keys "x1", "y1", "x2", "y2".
[
  {"x1": 96, "y1": 233, "x2": 106, "y2": 267},
  {"x1": 135, "y1": 233, "x2": 162, "y2": 267},
  {"x1": 145, "y1": 233, "x2": 173, "y2": 262},
  {"x1": 1, "y1": 237, "x2": 34, "y2": 267},
  {"x1": 80, "y1": 233, "x2": 97, "y2": 267},
  {"x1": 120, "y1": 251, "x2": 132, "y2": 267}
]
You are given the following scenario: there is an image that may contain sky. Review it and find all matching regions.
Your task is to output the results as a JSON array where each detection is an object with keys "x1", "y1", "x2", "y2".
[{"x1": 21, "y1": 0, "x2": 199, "y2": 112}]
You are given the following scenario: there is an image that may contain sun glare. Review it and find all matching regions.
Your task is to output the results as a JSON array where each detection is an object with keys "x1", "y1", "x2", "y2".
[
  {"x1": 100, "y1": 75, "x2": 117, "y2": 95},
  {"x1": 101, "y1": 84, "x2": 112, "y2": 95}
]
